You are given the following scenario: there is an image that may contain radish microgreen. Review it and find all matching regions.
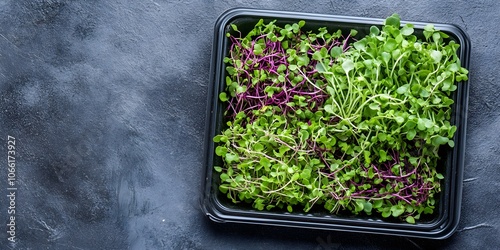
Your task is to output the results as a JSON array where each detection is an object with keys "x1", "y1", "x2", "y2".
[{"x1": 214, "y1": 14, "x2": 468, "y2": 223}]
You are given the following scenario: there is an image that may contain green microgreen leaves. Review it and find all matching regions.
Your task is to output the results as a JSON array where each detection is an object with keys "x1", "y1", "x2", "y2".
[
  {"x1": 430, "y1": 50, "x2": 443, "y2": 63},
  {"x1": 401, "y1": 24, "x2": 414, "y2": 36},
  {"x1": 215, "y1": 14, "x2": 467, "y2": 223},
  {"x1": 385, "y1": 13, "x2": 401, "y2": 28},
  {"x1": 342, "y1": 59, "x2": 355, "y2": 74}
]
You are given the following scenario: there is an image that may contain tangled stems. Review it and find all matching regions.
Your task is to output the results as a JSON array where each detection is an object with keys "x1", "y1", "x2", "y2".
[
  {"x1": 215, "y1": 14, "x2": 468, "y2": 223},
  {"x1": 221, "y1": 20, "x2": 351, "y2": 124}
]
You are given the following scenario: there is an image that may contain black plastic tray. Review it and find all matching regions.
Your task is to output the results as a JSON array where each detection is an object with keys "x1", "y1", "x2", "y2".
[{"x1": 202, "y1": 8, "x2": 470, "y2": 239}]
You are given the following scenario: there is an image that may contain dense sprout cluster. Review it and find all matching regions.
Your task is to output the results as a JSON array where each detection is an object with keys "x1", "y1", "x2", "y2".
[{"x1": 214, "y1": 14, "x2": 468, "y2": 223}]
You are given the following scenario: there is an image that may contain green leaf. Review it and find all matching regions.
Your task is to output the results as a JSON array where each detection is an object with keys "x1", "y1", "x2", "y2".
[
  {"x1": 235, "y1": 175, "x2": 244, "y2": 182},
  {"x1": 279, "y1": 145, "x2": 291, "y2": 155},
  {"x1": 424, "y1": 207, "x2": 434, "y2": 214},
  {"x1": 432, "y1": 32, "x2": 441, "y2": 43},
  {"x1": 215, "y1": 146, "x2": 227, "y2": 156},
  {"x1": 417, "y1": 118, "x2": 427, "y2": 131},
  {"x1": 226, "y1": 66, "x2": 236, "y2": 76},
  {"x1": 406, "y1": 130, "x2": 416, "y2": 140},
  {"x1": 253, "y1": 143, "x2": 264, "y2": 152},
  {"x1": 424, "y1": 24, "x2": 435, "y2": 32},
  {"x1": 253, "y1": 43, "x2": 263, "y2": 55},
  {"x1": 236, "y1": 85, "x2": 247, "y2": 94},
  {"x1": 219, "y1": 184, "x2": 229, "y2": 193},
  {"x1": 354, "y1": 199, "x2": 364, "y2": 212},
  {"x1": 436, "y1": 173, "x2": 445, "y2": 179},
  {"x1": 430, "y1": 50, "x2": 442, "y2": 63},
  {"x1": 379, "y1": 150, "x2": 388, "y2": 162},
  {"x1": 353, "y1": 40, "x2": 366, "y2": 51},
  {"x1": 377, "y1": 133, "x2": 387, "y2": 141},
  {"x1": 277, "y1": 64, "x2": 287, "y2": 73},
  {"x1": 300, "y1": 168, "x2": 312, "y2": 180},
  {"x1": 364, "y1": 150, "x2": 371, "y2": 165},
  {"x1": 432, "y1": 96, "x2": 442, "y2": 104},
  {"x1": 406, "y1": 206, "x2": 414, "y2": 213},
  {"x1": 395, "y1": 116, "x2": 405, "y2": 124},
  {"x1": 382, "y1": 208, "x2": 391, "y2": 218},
  {"x1": 315, "y1": 62, "x2": 327, "y2": 73},
  {"x1": 299, "y1": 130, "x2": 310, "y2": 141},
  {"x1": 342, "y1": 59, "x2": 355, "y2": 74},
  {"x1": 391, "y1": 165, "x2": 400, "y2": 175},
  {"x1": 409, "y1": 157, "x2": 419, "y2": 166},
  {"x1": 213, "y1": 135, "x2": 224, "y2": 143},
  {"x1": 370, "y1": 26, "x2": 380, "y2": 36},
  {"x1": 255, "y1": 203, "x2": 265, "y2": 211},
  {"x1": 401, "y1": 24, "x2": 414, "y2": 36},
  {"x1": 214, "y1": 166, "x2": 222, "y2": 172},
  {"x1": 432, "y1": 136, "x2": 449, "y2": 146},
  {"x1": 448, "y1": 62, "x2": 460, "y2": 72},
  {"x1": 448, "y1": 126, "x2": 457, "y2": 137},
  {"x1": 373, "y1": 200, "x2": 383, "y2": 208},
  {"x1": 424, "y1": 119, "x2": 433, "y2": 128},
  {"x1": 230, "y1": 24, "x2": 239, "y2": 32},
  {"x1": 219, "y1": 92, "x2": 229, "y2": 102},
  {"x1": 381, "y1": 52, "x2": 391, "y2": 64},
  {"x1": 363, "y1": 201, "x2": 373, "y2": 213},
  {"x1": 297, "y1": 55, "x2": 310, "y2": 67},
  {"x1": 220, "y1": 173, "x2": 229, "y2": 182},
  {"x1": 385, "y1": 13, "x2": 401, "y2": 28},
  {"x1": 280, "y1": 39, "x2": 289, "y2": 48},
  {"x1": 324, "y1": 104, "x2": 335, "y2": 114},
  {"x1": 406, "y1": 216, "x2": 416, "y2": 224},
  {"x1": 330, "y1": 46, "x2": 343, "y2": 57},
  {"x1": 225, "y1": 153, "x2": 239, "y2": 163},
  {"x1": 423, "y1": 25, "x2": 434, "y2": 40},
  {"x1": 383, "y1": 38, "x2": 398, "y2": 52},
  {"x1": 320, "y1": 47, "x2": 328, "y2": 57},
  {"x1": 260, "y1": 157, "x2": 271, "y2": 168},
  {"x1": 396, "y1": 84, "x2": 409, "y2": 95},
  {"x1": 391, "y1": 205, "x2": 405, "y2": 217},
  {"x1": 369, "y1": 103, "x2": 380, "y2": 110},
  {"x1": 420, "y1": 89, "x2": 430, "y2": 98},
  {"x1": 278, "y1": 74, "x2": 286, "y2": 82}
]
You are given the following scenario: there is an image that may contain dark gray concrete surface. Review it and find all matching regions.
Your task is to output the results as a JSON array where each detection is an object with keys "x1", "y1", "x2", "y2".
[{"x1": 0, "y1": 0, "x2": 498, "y2": 249}]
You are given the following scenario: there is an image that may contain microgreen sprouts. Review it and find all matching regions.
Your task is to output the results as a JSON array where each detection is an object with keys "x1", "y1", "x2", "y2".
[
  {"x1": 221, "y1": 20, "x2": 351, "y2": 123},
  {"x1": 214, "y1": 14, "x2": 468, "y2": 223}
]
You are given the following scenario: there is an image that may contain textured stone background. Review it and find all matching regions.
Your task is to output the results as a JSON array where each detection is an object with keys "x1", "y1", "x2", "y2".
[{"x1": 0, "y1": 0, "x2": 498, "y2": 249}]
